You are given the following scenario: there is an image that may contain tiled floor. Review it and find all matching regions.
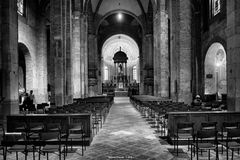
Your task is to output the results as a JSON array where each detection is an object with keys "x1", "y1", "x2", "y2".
[{"x1": 2, "y1": 97, "x2": 240, "y2": 160}]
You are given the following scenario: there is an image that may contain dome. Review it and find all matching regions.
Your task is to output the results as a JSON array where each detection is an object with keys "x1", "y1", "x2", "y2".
[{"x1": 113, "y1": 50, "x2": 128, "y2": 63}]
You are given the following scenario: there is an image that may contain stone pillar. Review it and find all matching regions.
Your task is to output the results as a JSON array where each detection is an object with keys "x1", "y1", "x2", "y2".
[
  {"x1": 114, "y1": 63, "x2": 117, "y2": 76},
  {"x1": 177, "y1": 0, "x2": 192, "y2": 104},
  {"x1": 143, "y1": 34, "x2": 154, "y2": 95},
  {"x1": 226, "y1": 0, "x2": 240, "y2": 111},
  {"x1": 36, "y1": 18, "x2": 48, "y2": 103},
  {"x1": 50, "y1": 0, "x2": 70, "y2": 106},
  {"x1": 88, "y1": 34, "x2": 98, "y2": 96},
  {"x1": 98, "y1": 57, "x2": 103, "y2": 94},
  {"x1": 115, "y1": 63, "x2": 118, "y2": 76},
  {"x1": 125, "y1": 63, "x2": 127, "y2": 76},
  {"x1": 66, "y1": 0, "x2": 73, "y2": 104},
  {"x1": 72, "y1": 10, "x2": 81, "y2": 98},
  {"x1": 0, "y1": 0, "x2": 18, "y2": 120},
  {"x1": 153, "y1": 0, "x2": 169, "y2": 98},
  {"x1": 80, "y1": 14, "x2": 88, "y2": 97},
  {"x1": 139, "y1": 52, "x2": 144, "y2": 95},
  {"x1": 71, "y1": 0, "x2": 88, "y2": 98}
]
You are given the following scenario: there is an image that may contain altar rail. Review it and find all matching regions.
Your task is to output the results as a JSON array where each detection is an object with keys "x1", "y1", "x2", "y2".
[
  {"x1": 167, "y1": 111, "x2": 240, "y2": 137},
  {"x1": 7, "y1": 113, "x2": 93, "y2": 144}
]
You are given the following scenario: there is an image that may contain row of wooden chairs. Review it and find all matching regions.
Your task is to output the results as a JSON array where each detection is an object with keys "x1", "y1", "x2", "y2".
[
  {"x1": 131, "y1": 97, "x2": 188, "y2": 137},
  {"x1": 174, "y1": 121, "x2": 240, "y2": 160},
  {"x1": 0, "y1": 122, "x2": 85, "y2": 160}
]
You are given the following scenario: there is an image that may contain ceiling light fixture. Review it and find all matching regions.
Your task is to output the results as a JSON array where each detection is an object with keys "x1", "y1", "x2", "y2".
[{"x1": 117, "y1": 12, "x2": 123, "y2": 21}]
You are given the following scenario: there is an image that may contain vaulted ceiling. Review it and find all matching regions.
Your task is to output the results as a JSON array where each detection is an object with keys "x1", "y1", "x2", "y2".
[{"x1": 91, "y1": 0, "x2": 150, "y2": 16}]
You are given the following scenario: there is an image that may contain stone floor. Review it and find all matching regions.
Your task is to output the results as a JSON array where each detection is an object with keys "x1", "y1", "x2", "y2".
[{"x1": 2, "y1": 97, "x2": 240, "y2": 160}]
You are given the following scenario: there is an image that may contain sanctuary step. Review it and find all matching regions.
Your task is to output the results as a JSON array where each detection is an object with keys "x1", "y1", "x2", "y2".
[{"x1": 114, "y1": 91, "x2": 128, "y2": 97}]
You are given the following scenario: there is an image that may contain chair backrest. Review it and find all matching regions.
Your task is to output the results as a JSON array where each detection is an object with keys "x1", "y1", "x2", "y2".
[
  {"x1": 46, "y1": 123, "x2": 61, "y2": 132},
  {"x1": 14, "y1": 122, "x2": 28, "y2": 132},
  {"x1": 222, "y1": 122, "x2": 239, "y2": 130},
  {"x1": 197, "y1": 129, "x2": 217, "y2": 139},
  {"x1": 40, "y1": 131, "x2": 60, "y2": 141},
  {"x1": 227, "y1": 128, "x2": 240, "y2": 139},
  {"x1": 69, "y1": 123, "x2": 84, "y2": 133},
  {"x1": 177, "y1": 122, "x2": 194, "y2": 134},
  {"x1": 201, "y1": 122, "x2": 217, "y2": 130},
  {"x1": 177, "y1": 122, "x2": 194, "y2": 130},
  {"x1": 29, "y1": 122, "x2": 44, "y2": 131}
]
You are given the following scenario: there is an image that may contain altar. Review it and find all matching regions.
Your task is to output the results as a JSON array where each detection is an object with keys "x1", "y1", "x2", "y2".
[{"x1": 113, "y1": 49, "x2": 129, "y2": 90}]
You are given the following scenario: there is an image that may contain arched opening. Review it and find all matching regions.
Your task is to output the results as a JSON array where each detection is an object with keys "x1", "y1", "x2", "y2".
[
  {"x1": 101, "y1": 34, "x2": 140, "y2": 94},
  {"x1": 204, "y1": 42, "x2": 227, "y2": 101},
  {"x1": 18, "y1": 43, "x2": 33, "y2": 99}
]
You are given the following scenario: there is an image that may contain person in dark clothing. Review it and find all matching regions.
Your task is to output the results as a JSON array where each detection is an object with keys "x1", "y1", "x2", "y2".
[
  {"x1": 192, "y1": 95, "x2": 202, "y2": 106},
  {"x1": 22, "y1": 93, "x2": 31, "y2": 111},
  {"x1": 29, "y1": 90, "x2": 36, "y2": 111}
]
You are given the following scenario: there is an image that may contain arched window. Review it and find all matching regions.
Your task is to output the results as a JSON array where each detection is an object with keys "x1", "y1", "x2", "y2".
[
  {"x1": 210, "y1": 0, "x2": 221, "y2": 17},
  {"x1": 205, "y1": 42, "x2": 226, "y2": 98},
  {"x1": 104, "y1": 66, "x2": 109, "y2": 81},
  {"x1": 133, "y1": 66, "x2": 137, "y2": 81},
  {"x1": 17, "y1": 0, "x2": 26, "y2": 16}
]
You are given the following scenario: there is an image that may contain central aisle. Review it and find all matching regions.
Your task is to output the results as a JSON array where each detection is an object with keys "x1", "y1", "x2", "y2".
[{"x1": 80, "y1": 97, "x2": 173, "y2": 160}]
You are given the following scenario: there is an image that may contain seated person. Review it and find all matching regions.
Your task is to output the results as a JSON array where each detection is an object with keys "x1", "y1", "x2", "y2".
[
  {"x1": 192, "y1": 95, "x2": 202, "y2": 106},
  {"x1": 22, "y1": 93, "x2": 31, "y2": 111}
]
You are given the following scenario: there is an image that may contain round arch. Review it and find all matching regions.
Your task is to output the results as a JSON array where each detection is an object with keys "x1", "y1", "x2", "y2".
[
  {"x1": 18, "y1": 43, "x2": 33, "y2": 94},
  {"x1": 101, "y1": 34, "x2": 140, "y2": 83},
  {"x1": 204, "y1": 42, "x2": 227, "y2": 99}
]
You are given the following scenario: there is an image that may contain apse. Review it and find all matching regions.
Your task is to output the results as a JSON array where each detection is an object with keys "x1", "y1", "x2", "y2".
[{"x1": 102, "y1": 34, "x2": 140, "y2": 83}]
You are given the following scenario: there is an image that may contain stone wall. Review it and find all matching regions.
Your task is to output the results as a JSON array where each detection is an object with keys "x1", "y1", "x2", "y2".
[
  {"x1": 201, "y1": 14, "x2": 227, "y2": 98},
  {"x1": 226, "y1": 0, "x2": 240, "y2": 111},
  {"x1": 0, "y1": 0, "x2": 18, "y2": 121},
  {"x1": 18, "y1": 1, "x2": 48, "y2": 104}
]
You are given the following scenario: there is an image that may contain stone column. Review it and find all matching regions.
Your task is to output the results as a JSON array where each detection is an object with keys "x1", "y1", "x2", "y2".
[
  {"x1": 67, "y1": 0, "x2": 73, "y2": 103},
  {"x1": 139, "y1": 52, "x2": 144, "y2": 95},
  {"x1": 50, "y1": 0, "x2": 65, "y2": 106},
  {"x1": 177, "y1": 0, "x2": 192, "y2": 104},
  {"x1": 153, "y1": 0, "x2": 169, "y2": 98},
  {"x1": 143, "y1": 34, "x2": 154, "y2": 95},
  {"x1": 88, "y1": 34, "x2": 98, "y2": 96},
  {"x1": 36, "y1": 18, "x2": 48, "y2": 104},
  {"x1": 125, "y1": 63, "x2": 127, "y2": 76},
  {"x1": 114, "y1": 63, "x2": 116, "y2": 77},
  {"x1": 80, "y1": 14, "x2": 88, "y2": 97},
  {"x1": 226, "y1": 0, "x2": 240, "y2": 111},
  {"x1": 71, "y1": 0, "x2": 88, "y2": 98},
  {"x1": 0, "y1": 0, "x2": 18, "y2": 120},
  {"x1": 98, "y1": 57, "x2": 103, "y2": 94},
  {"x1": 72, "y1": 10, "x2": 81, "y2": 98}
]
